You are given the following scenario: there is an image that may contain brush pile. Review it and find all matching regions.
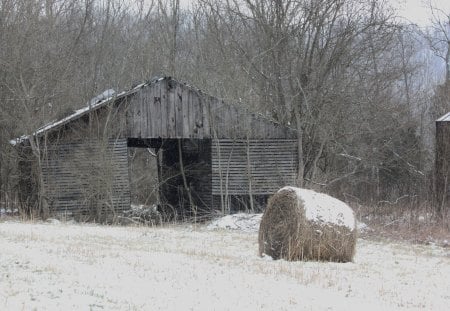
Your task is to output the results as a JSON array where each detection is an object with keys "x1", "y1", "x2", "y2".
[{"x1": 258, "y1": 187, "x2": 357, "y2": 262}]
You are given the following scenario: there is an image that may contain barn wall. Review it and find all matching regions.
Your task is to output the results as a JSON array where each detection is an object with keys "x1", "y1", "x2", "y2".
[
  {"x1": 17, "y1": 145, "x2": 39, "y2": 214},
  {"x1": 126, "y1": 78, "x2": 296, "y2": 140},
  {"x1": 435, "y1": 121, "x2": 450, "y2": 212},
  {"x1": 25, "y1": 102, "x2": 132, "y2": 217},
  {"x1": 211, "y1": 139, "x2": 298, "y2": 196},
  {"x1": 41, "y1": 139, "x2": 130, "y2": 216}
]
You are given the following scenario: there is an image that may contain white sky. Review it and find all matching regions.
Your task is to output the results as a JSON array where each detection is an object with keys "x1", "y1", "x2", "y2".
[
  {"x1": 390, "y1": 0, "x2": 450, "y2": 26},
  {"x1": 178, "y1": 0, "x2": 450, "y2": 26}
]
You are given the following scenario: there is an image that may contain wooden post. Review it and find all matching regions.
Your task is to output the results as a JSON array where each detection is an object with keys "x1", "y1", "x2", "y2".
[{"x1": 246, "y1": 136, "x2": 254, "y2": 212}]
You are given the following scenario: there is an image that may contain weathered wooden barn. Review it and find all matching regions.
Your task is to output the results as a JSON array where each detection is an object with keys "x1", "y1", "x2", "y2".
[
  {"x1": 14, "y1": 77, "x2": 298, "y2": 220},
  {"x1": 435, "y1": 112, "x2": 450, "y2": 215}
]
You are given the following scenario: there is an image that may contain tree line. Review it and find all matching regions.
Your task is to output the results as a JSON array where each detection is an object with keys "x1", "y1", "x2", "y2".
[{"x1": 0, "y1": 0, "x2": 449, "y2": 214}]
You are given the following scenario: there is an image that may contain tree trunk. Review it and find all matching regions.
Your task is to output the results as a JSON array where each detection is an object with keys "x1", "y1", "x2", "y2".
[{"x1": 294, "y1": 105, "x2": 304, "y2": 187}]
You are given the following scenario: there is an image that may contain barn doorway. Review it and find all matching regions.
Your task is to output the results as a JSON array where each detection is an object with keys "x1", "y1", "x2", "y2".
[{"x1": 127, "y1": 138, "x2": 212, "y2": 220}]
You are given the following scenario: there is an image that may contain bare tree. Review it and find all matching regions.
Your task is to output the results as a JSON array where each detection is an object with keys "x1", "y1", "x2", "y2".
[
  {"x1": 0, "y1": 0, "x2": 438, "y2": 216},
  {"x1": 422, "y1": 3, "x2": 450, "y2": 121},
  {"x1": 425, "y1": 4, "x2": 450, "y2": 83},
  {"x1": 196, "y1": 0, "x2": 422, "y2": 198}
]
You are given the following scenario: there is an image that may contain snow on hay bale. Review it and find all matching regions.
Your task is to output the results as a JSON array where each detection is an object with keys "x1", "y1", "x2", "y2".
[{"x1": 258, "y1": 187, "x2": 357, "y2": 262}]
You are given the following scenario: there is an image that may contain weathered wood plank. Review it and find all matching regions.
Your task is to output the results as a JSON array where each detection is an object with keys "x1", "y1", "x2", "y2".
[
  {"x1": 188, "y1": 90, "x2": 196, "y2": 138},
  {"x1": 142, "y1": 87, "x2": 149, "y2": 138},
  {"x1": 196, "y1": 94, "x2": 204, "y2": 139},
  {"x1": 194, "y1": 91, "x2": 204, "y2": 138},
  {"x1": 153, "y1": 81, "x2": 162, "y2": 138},
  {"x1": 145, "y1": 84, "x2": 153, "y2": 137},
  {"x1": 182, "y1": 85, "x2": 190, "y2": 137},
  {"x1": 167, "y1": 81, "x2": 176, "y2": 138},
  {"x1": 138, "y1": 88, "x2": 145, "y2": 138},
  {"x1": 175, "y1": 82, "x2": 184, "y2": 138},
  {"x1": 130, "y1": 95, "x2": 139, "y2": 137},
  {"x1": 203, "y1": 95, "x2": 211, "y2": 138},
  {"x1": 159, "y1": 79, "x2": 168, "y2": 137}
]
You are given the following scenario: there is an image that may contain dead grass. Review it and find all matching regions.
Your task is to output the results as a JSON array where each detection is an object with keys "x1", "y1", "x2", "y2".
[{"x1": 355, "y1": 203, "x2": 450, "y2": 247}]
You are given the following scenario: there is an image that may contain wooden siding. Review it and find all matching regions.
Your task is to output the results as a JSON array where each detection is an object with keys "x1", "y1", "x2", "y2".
[
  {"x1": 211, "y1": 139, "x2": 298, "y2": 195},
  {"x1": 41, "y1": 139, "x2": 130, "y2": 215},
  {"x1": 127, "y1": 78, "x2": 296, "y2": 140}
]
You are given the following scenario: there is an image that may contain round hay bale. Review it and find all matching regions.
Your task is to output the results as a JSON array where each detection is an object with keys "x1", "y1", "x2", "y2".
[{"x1": 258, "y1": 187, "x2": 357, "y2": 262}]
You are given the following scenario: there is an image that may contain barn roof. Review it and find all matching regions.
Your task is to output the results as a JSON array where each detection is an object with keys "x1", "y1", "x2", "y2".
[
  {"x1": 437, "y1": 112, "x2": 450, "y2": 122},
  {"x1": 11, "y1": 76, "x2": 295, "y2": 144},
  {"x1": 10, "y1": 78, "x2": 162, "y2": 145}
]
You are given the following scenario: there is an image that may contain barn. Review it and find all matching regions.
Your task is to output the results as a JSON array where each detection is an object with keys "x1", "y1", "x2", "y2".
[{"x1": 13, "y1": 77, "x2": 298, "y2": 220}]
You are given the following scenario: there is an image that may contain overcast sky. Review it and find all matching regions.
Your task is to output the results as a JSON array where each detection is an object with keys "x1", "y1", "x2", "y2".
[
  {"x1": 390, "y1": 0, "x2": 450, "y2": 26},
  {"x1": 179, "y1": 1, "x2": 449, "y2": 26}
]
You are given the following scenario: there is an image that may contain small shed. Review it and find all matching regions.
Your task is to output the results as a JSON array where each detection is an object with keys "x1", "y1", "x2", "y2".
[
  {"x1": 14, "y1": 77, "x2": 298, "y2": 219},
  {"x1": 435, "y1": 112, "x2": 450, "y2": 215}
]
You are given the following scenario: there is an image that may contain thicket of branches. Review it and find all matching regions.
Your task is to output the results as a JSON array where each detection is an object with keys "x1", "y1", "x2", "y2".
[{"x1": 0, "y1": 0, "x2": 449, "y2": 214}]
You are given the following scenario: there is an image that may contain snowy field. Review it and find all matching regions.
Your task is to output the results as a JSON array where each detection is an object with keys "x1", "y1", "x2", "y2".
[{"x1": 0, "y1": 218, "x2": 449, "y2": 310}]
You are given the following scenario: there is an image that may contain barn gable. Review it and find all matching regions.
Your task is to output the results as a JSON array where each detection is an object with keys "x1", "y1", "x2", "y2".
[
  {"x1": 13, "y1": 77, "x2": 294, "y2": 143},
  {"x1": 126, "y1": 78, "x2": 295, "y2": 140}
]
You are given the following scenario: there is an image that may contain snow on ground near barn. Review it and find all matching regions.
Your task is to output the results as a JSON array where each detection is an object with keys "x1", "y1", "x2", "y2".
[{"x1": 0, "y1": 220, "x2": 449, "y2": 310}]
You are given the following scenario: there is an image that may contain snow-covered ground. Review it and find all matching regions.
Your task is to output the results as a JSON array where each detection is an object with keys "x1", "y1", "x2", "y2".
[
  {"x1": 0, "y1": 219, "x2": 449, "y2": 310},
  {"x1": 207, "y1": 213, "x2": 262, "y2": 232}
]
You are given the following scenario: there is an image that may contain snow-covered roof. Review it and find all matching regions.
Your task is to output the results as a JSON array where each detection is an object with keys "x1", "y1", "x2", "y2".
[
  {"x1": 10, "y1": 78, "x2": 164, "y2": 146},
  {"x1": 437, "y1": 112, "x2": 450, "y2": 122}
]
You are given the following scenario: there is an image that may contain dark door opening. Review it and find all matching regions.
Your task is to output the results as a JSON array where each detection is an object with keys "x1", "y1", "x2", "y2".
[{"x1": 127, "y1": 138, "x2": 212, "y2": 220}]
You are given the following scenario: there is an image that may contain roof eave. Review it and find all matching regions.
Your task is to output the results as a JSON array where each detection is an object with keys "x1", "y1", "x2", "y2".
[{"x1": 437, "y1": 112, "x2": 450, "y2": 122}]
